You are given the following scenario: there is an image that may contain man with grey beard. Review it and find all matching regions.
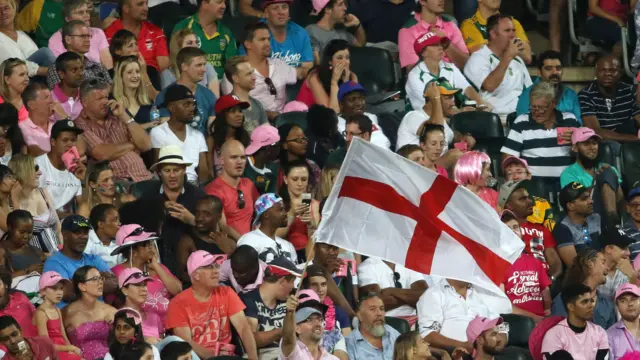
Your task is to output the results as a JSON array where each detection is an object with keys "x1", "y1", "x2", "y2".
[{"x1": 345, "y1": 293, "x2": 400, "y2": 359}]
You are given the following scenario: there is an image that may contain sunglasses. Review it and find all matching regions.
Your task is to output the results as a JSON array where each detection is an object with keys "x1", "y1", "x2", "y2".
[
  {"x1": 393, "y1": 272, "x2": 402, "y2": 289},
  {"x1": 237, "y1": 190, "x2": 245, "y2": 209},
  {"x1": 123, "y1": 272, "x2": 147, "y2": 286},
  {"x1": 264, "y1": 77, "x2": 277, "y2": 96},
  {"x1": 124, "y1": 227, "x2": 146, "y2": 241},
  {"x1": 35, "y1": 165, "x2": 39, "y2": 172}
]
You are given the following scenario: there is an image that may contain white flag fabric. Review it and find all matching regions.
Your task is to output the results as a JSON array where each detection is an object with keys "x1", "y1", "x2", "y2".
[{"x1": 315, "y1": 138, "x2": 525, "y2": 297}]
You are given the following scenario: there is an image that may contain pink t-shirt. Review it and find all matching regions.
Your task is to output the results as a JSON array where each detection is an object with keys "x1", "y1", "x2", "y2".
[
  {"x1": 503, "y1": 253, "x2": 551, "y2": 316},
  {"x1": 541, "y1": 320, "x2": 609, "y2": 360},
  {"x1": 0, "y1": 95, "x2": 28, "y2": 122},
  {"x1": 19, "y1": 117, "x2": 54, "y2": 153},
  {"x1": 112, "y1": 264, "x2": 176, "y2": 338},
  {"x1": 48, "y1": 27, "x2": 109, "y2": 65},
  {"x1": 476, "y1": 188, "x2": 498, "y2": 210},
  {"x1": 398, "y1": 13, "x2": 468, "y2": 68},
  {"x1": 435, "y1": 165, "x2": 448, "y2": 178}
]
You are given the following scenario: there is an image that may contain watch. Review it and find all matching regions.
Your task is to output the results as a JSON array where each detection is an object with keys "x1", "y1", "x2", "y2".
[{"x1": 126, "y1": 118, "x2": 135, "y2": 124}]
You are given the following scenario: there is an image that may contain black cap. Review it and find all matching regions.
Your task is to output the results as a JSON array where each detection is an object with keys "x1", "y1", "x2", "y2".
[
  {"x1": 559, "y1": 182, "x2": 592, "y2": 210},
  {"x1": 61, "y1": 215, "x2": 91, "y2": 232},
  {"x1": 304, "y1": 264, "x2": 327, "y2": 279},
  {"x1": 161, "y1": 84, "x2": 194, "y2": 108},
  {"x1": 601, "y1": 228, "x2": 634, "y2": 250},
  {"x1": 51, "y1": 119, "x2": 83, "y2": 139}
]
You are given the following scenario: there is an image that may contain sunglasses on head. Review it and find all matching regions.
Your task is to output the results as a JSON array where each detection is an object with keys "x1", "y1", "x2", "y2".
[
  {"x1": 123, "y1": 272, "x2": 147, "y2": 286},
  {"x1": 237, "y1": 190, "x2": 245, "y2": 209},
  {"x1": 124, "y1": 227, "x2": 145, "y2": 241}
]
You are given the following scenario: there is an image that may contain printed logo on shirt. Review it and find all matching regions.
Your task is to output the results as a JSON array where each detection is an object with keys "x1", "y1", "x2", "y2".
[
  {"x1": 146, "y1": 38, "x2": 153, "y2": 50},
  {"x1": 606, "y1": 98, "x2": 613, "y2": 112},
  {"x1": 271, "y1": 51, "x2": 302, "y2": 67},
  {"x1": 191, "y1": 306, "x2": 231, "y2": 346},
  {"x1": 47, "y1": 12, "x2": 56, "y2": 18},
  {"x1": 506, "y1": 270, "x2": 543, "y2": 305},
  {"x1": 196, "y1": 36, "x2": 202, "y2": 48},
  {"x1": 45, "y1": 180, "x2": 79, "y2": 188},
  {"x1": 220, "y1": 38, "x2": 227, "y2": 51}
]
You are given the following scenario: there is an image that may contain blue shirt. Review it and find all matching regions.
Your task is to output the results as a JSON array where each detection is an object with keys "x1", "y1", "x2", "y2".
[
  {"x1": 345, "y1": 324, "x2": 400, "y2": 360},
  {"x1": 239, "y1": 20, "x2": 313, "y2": 67},
  {"x1": 43, "y1": 251, "x2": 112, "y2": 308},
  {"x1": 516, "y1": 78, "x2": 582, "y2": 124},
  {"x1": 154, "y1": 82, "x2": 217, "y2": 135}
]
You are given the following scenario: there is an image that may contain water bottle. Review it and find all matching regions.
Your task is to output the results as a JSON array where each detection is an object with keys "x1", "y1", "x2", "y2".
[{"x1": 150, "y1": 105, "x2": 160, "y2": 124}]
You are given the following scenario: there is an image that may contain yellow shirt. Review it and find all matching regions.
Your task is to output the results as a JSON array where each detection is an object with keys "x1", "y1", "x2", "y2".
[
  {"x1": 460, "y1": 10, "x2": 529, "y2": 52},
  {"x1": 527, "y1": 196, "x2": 556, "y2": 232}
]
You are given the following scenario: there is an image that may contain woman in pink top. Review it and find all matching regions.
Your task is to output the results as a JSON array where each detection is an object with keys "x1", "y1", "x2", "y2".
[
  {"x1": 48, "y1": 0, "x2": 113, "y2": 69},
  {"x1": 585, "y1": 0, "x2": 631, "y2": 58},
  {"x1": 397, "y1": 143, "x2": 448, "y2": 178},
  {"x1": 0, "y1": 58, "x2": 29, "y2": 123},
  {"x1": 454, "y1": 150, "x2": 499, "y2": 210},
  {"x1": 110, "y1": 224, "x2": 182, "y2": 342},
  {"x1": 297, "y1": 39, "x2": 358, "y2": 113}
]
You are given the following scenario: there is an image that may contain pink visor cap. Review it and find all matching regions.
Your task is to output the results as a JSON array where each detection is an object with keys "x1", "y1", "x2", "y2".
[
  {"x1": 111, "y1": 224, "x2": 158, "y2": 256},
  {"x1": 466, "y1": 315, "x2": 504, "y2": 345},
  {"x1": 118, "y1": 267, "x2": 151, "y2": 288},
  {"x1": 39, "y1": 271, "x2": 70, "y2": 290},
  {"x1": 571, "y1": 127, "x2": 602, "y2": 145},
  {"x1": 187, "y1": 250, "x2": 227, "y2": 277},
  {"x1": 245, "y1": 124, "x2": 280, "y2": 155},
  {"x1": 615, "y1": 283, "x2": 640, "y2": 300}
]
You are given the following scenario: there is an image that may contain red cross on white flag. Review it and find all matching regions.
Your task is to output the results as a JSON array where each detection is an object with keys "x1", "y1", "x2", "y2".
[{"x1": 315, "y1": 138, "x2": 525, "y2": 297}]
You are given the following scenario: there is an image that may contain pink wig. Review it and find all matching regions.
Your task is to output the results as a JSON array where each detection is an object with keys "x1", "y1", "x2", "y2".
[
  {"x1": 453, "y1": 151, "x2": 491, "y2": 186},
  {"x1": 620, "y1": 352, "x2": 640, "y2": 360}
]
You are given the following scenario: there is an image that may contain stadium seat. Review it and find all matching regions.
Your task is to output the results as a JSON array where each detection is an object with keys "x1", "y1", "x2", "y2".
[
  {"x1": 598, "y1": 141, "x2": 616, "y2": 168},
  {"x1": 275, "y1": 111, "x2": 307, "y2": 130},
  {"x1": 384, "y1": 316, "x2": 410, "y2": 334},
  {"x1": 376, "y1": 111, "x2": 404, "y2": 151},
  {"x1": 99, "y1": 2, "x2": 119, "y2": 20},
  {"x1": 526, "y1": 176, "x2": 551, "y2": 200},
  {"x1": 349, "y1": 46, "x2": 396, "y2": 95},
  {"x1": 500, "y1": 314, "x2": 535, "y2": 349},
  {"x1": 161, "y1": 14, "x2": 189, "y2": 40},
  {"x1": 450, "y1": 111, "x2": 504, "y2": 139},
  {"x1": 506, "y1": 112, "x2": 518, "y2": 129},
  {"x1": 285, "y1": 82, "x2": 302, "y2": 103},
  {"x1": 621, "y1": 142, "x2": 640, "y2": 188}
]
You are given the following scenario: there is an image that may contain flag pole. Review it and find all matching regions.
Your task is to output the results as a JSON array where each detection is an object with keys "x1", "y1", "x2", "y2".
[{"x1": 295, "y1": 239, "x2": 315, "y2": 297}]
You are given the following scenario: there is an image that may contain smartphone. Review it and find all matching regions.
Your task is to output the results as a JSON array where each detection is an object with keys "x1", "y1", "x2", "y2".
[
  {"x1": 301, "y1": 193, "x2": 312, "y2": 206},
  {"x1": 17, "y1": 340, "x2": 26, "y2": 353},
  {"x1": 463, "y1": 100, "x2": 477, "y2": 109},
  {"x1": 556, "y1": 127, "x2": 572, "y2": 145},
  {"x1": 61, "y1": 146, "x2": 80, "y2": 173}
]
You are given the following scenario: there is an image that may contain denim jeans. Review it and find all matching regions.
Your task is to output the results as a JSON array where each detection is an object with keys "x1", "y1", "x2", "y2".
[{"x1": 27, "y1": 47, "x2": 56, "y2": 67}]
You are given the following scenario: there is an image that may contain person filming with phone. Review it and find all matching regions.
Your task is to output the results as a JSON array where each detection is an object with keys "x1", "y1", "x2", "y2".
[
  {"x1": 463, "y1": 14, "x2": 532, "y2": 120},
  {"x1": 0, "y1": 315, "x2": 58, "y2": 360}
]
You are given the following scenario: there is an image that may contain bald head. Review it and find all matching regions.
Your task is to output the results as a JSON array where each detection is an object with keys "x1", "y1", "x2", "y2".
[
  {"x1": 221, "y1": 140, "x2": 247, "y2": 178},
  {"x1": 595, "y1": 55, "x2": 621, "y2": 89}
]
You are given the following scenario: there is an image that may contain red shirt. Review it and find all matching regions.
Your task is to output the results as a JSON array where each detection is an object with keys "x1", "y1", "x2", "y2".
[
  {"x1": 520, "y1": 222, "x2": 557, "y2": 269},
  {"x1": 205, "y1": 177, "x2": 259, "y2": 235},
  {"x1": 4, "y1": 336, "x2": 57, "y2": 360},
  {"x1": 104, "y1": 19, "x2": 168, "y2": 70},
  {"x1": 503, "y1": 253, "x2": 552, "y2": 316},
  {"x1": 0, "y1": 293, "x2": 36, "y2": 337},
  {"x1": 588, "y1": 0, "x2": 628, "y2": 22}
]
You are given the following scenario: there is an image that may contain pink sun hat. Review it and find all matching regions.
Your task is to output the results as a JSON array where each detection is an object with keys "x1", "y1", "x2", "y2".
[{"x1": 110, "y1": 224, "x2": 158, "y2": 256}]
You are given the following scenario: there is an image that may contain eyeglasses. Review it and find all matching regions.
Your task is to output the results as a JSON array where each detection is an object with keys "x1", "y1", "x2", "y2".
[
  {"x1": 304, "y1": 314, "x2": 324, "y2": 324},
  {"x1": 342, "y1": 130, "x2": 364, "y2": 137},
  {"x1": 393, "y1": 272, "x2": 402, "y2": 289},
  {"x1": 69, "y1": 34, "x2": 93, "y2": 39},
  {"x1": 629, "y1": 202, "x2": 640, "y2": 210},
  {"x1": 264, "y1": 77, "x2": 277, "y2": 96},
  {"x1": 530, "y1": 105, "x2": 550, "y2": 112},
  {"x1": 286, "y1": 136, "x2": 308, "y2": 144},
  {"x1": 237, "y1": 190, "x2": 245, "y2": 209},
  {"x1": 83, "y1": 275, "x2": 105, "y2": 283}
]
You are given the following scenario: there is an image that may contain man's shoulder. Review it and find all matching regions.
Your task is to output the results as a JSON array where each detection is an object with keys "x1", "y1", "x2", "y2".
[
  {"x1": 578, "y1": 81, "x2": 599, "y2": 95},
  {"x1": 142, "y1": 20, "x2": 164, "y2": 34},
  {"x1": 170, "y1": 287, "x2": 194, "y2": 305},
  {"x1": 173, "y1": 16, "x2": 194, "y2": 30},
  {"x1": 286, "y1": 20, "x2": 307, "y2": 35},
  {"x1": 239, "y1": 288, "x2": 260, "y2": 303},
  {"x1": 217, "y1": 21, "x2": 236, "y2": 38}
]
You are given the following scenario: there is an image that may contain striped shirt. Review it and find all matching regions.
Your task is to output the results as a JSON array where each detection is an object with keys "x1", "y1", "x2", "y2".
[
  {"x1": 75, "y1": 112, "x2": 153, "y2": 182},
  {"x1": 579, "y1": 81, "x2": 640, "y2": 132},
  {"x1": 500, "y1": 111, "x2": 580, "y2": 178}
]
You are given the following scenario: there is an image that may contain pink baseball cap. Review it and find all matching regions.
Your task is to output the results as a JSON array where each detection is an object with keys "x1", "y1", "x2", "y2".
[
  {"x1": 187, "y1": 250, "x2": 226, "y2": 277},
  {"x1": 245, "y1": 124, "x2": 280, "y2": 155},
  {"x1": 111, "y1": 224, "x2": 158, "y2": 256},
  {"x1": 501, "y1": 156, "x2": 530, "y2": 172},
  {"x1": 466, "y1": 315, "x2": 503, "y2": 345},
  {"x1": 38, "y1": 271, "x2": 70, "y2": 290},
  {"x1": 118, "y1": 267, "x2": 151, "y2": 288},
  {"x1": 311, "y1": 0, "x2": 330, "y2": 13},
  {"x1": 615, "y1": 283, "x2": 640, "y2": 300},
  {"x1": 283, "y1": 101, "x2": 309, "y2": 113},
  {"x1": 571, "y1": 127, "x2": 601, "y2": 144},
  {"x1": 413, "y1": 32, "x2": 449, "y2": 56}
]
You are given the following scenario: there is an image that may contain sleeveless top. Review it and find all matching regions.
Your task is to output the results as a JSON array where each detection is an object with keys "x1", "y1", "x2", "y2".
[
  {"x1": 27, "y1": 189, "x2": 60, "y2": 253},
  {"x1": 44, "y1": 313, "x2": 82, "y2": 360},
  {"x1": 67, "y1": 320, "x2": 110, "y2": 360},
  {"x1": 295, "y1": 80, "x2": 315, "y2": 107}
]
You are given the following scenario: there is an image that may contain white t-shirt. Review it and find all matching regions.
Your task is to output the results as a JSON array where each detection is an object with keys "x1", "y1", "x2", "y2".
[
  {"x1": 84, "y1": 230, "x2": 122, "y2": 268},
  {"x1": 338, "y1": 112, "x2": 391, "y2": 150},
  {"x1": 150, "y1": 122, "x2": 208, "y2": 183},
  {"x1": 36, "y1": 154, "x2": 82, "y2": 211},
  {"x1": 357, "y1": 257, "x2": 425, "y2": 317},
  {"x1": 237, "y1": 229, "x2": 298, "y2": 264},
  {"x1": 406, "y1": 61, "x2": 471, "y2": 110},
  {"x1": 0, "y1": 31, "x2": 40, "y2": 77},
  {"x1": 396, "y1": 109, "x2": 454, "y2": 151},
  {"x1": 463, "y1": 45, "x2": 532, "y2": 116}
]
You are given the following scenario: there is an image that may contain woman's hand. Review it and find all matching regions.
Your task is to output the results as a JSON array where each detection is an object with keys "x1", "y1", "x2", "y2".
[
  {"x1": 296, "y1": 204, "x2": 312, "y2": 223},
  {"x1": 10, "y1": 181, "x2": 22, "y2": 202},
  {"x1": 331, "y1": 61, "x2": 346, "y2": 84}
]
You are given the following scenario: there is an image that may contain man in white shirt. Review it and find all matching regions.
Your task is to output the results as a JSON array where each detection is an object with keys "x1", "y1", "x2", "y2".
[
  {"x1": 86, "y1": 203, "x2": 122, "y2": 268},
  {"x1": 151, "y1": 84, "x2": 209, "y2": 184},
  {"x1": 397, "y1": 82, "x2": 451, "y2": 151},
  {"x1": 417, "y1": 278, "x2": 503, "y2": 354},
  {"x1": 36, "y1": 120, "x2": 85, "y2": 216},
  {"x1": 337, "y1": 81, "x2": 390, "y2": 150},
  {"x1": 463, "y1": 14, "x2": 532, "y2": 118},
  {"x1": 237, "y1": 193, "x2": 298, "y2": 264},
  {"x1": 357, "y1": 257, "x2": 427, "y2": 320}
]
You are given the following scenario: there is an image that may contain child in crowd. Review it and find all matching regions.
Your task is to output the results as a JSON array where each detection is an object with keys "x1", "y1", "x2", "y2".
[
  {"x1": 33, "y1": 271, "x2": 82, "y2": 360},
  {"x1": 104, "y1": 308, "x2": 161, "y2": 360}
]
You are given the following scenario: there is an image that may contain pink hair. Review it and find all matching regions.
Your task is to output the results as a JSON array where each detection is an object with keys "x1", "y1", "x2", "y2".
[
  {"x1": 620, "y1": 352, "x2": 640, "y2": 360},
  {"x1": 453, "y1": 151, "x2": 491, "y2": 186}
]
